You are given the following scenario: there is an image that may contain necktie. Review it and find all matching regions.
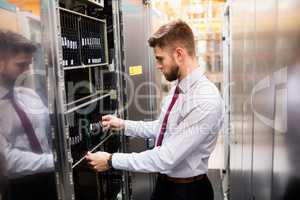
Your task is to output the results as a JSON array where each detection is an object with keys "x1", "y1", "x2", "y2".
[
  {"x1": 156, "y1": 86, "x2": 180, "y2": 147},
  {"x1": 6, "y1": 90, "x2": 43, "y2": 154}
]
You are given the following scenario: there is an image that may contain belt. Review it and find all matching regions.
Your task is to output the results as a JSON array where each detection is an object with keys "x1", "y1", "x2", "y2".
[{"x1": 159, "y1": 174, "x2": 206, "y2": 184}]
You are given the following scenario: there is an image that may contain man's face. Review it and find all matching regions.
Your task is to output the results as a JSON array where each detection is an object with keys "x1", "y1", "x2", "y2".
[
  {"x1": 0, "y1": 53, "x2": 33, "y2": 86},
  {"x1": 154, "y1": 46, "x2": 179, "y2": 82}
]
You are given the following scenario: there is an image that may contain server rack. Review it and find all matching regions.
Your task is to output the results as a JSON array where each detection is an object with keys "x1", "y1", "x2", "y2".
[{"x1": 42, "y1": 0, "x2": 129, "y2": 199}]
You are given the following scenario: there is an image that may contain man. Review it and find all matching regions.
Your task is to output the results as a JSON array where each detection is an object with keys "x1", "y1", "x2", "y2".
[
  {"x1": 86, "y1": 20, "x2": 224, "y2": 200},
  {"x1": 0, "y1": 30, "x2": 56, "y2": 200}
]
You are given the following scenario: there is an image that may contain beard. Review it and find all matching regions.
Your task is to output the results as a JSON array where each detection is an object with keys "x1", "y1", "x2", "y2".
[
  {"x1": 0, "y1": 74, "x2": 15, "y2": 88},
  {"x1": 164, "y1": 64, "x2": 179, "y2": 81}
]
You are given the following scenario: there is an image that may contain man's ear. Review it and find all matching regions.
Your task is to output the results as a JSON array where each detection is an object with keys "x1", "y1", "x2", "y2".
[{"x1": 174, "y1": 47, "x2": 184, "y2": 63}]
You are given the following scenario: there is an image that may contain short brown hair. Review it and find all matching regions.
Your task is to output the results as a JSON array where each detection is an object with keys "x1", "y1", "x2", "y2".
[
  {"x1": 148, "y1": 20, "x2": 196, "y2": 57},
  {"x1": 0, "y1": 30, "x2": 36, "y2": 59}
]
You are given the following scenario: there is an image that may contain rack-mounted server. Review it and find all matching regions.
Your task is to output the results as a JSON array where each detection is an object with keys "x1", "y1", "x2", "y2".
[{"x1": 60, "y1": 8, "x2": 108, "y2": 68}]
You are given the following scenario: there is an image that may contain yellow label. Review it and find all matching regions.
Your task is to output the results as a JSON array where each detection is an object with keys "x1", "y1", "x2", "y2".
[{"x1": 129, "y1": 65, "x2": 143, "y2": 76}]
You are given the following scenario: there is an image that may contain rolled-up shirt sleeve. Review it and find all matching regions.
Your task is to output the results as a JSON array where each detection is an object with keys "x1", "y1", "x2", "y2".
[
  {"x1": 124, "y1": 120, "x2": 159, "y2": 139},
  {"x1": 112, "y1": 100, "x2": 223, "y2": 174},
  {"x1": 5, "y1": 146, "x2": 54, "y2": 177},
  {"x1": 0, "y1": 133, "x2": 54, "y2": 178}
]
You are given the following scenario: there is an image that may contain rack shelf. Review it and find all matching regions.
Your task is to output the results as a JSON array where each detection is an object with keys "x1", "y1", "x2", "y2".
[
  {"x1": 66, "y1": 90, "x2": 104, "y2": 107},
  {"x1": 63, "y1": 63, "x2": 108, "y2": 70},
  {"x1": 72, "y1": 132, "x2": 112, "y2": 169},
  {"x1": 65, "y1": 92, "x2": 111, "y2": 114},
  {"x1": 59, "y1": 7, "x2": 105, "y2": 22}
]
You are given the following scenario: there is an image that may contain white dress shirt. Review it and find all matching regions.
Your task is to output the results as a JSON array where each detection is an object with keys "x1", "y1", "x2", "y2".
[
  {"x1": 112, "y1": 67, "x2": 224, "y2": 178},
  {"x1": 0, "y1": 86, "x2": 54, "y2": 179}
]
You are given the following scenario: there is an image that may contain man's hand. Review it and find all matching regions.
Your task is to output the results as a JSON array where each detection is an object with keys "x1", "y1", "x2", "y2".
[
  {"x1": 102, "y1": 115, "x2": 125, "y2": 131},
  {"x1": 85, "y1": 151, "x2": 111, "y2": 172}
]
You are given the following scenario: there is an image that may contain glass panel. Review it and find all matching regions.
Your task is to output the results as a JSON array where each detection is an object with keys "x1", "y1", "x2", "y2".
[{"x1": 0, "y1": 1, "x2": 57, "y2": 199}]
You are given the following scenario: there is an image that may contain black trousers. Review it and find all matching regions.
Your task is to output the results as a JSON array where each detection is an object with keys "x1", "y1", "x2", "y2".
[
  {"x1": 151, "y1": 174, "x2": 214, "y2": 200},
  {"x1": 3, "y1": 172, "x2": 57, "y2": 200}
]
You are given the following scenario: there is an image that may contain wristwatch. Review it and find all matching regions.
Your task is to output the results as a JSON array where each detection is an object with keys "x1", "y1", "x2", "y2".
[{"x1": 107, "y1": 154, "x2": 113, "y2": 169}]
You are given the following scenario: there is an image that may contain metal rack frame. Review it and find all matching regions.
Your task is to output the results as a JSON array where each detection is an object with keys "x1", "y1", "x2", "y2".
[{"x1": 43, "y1": 0, "x2": 129, "y2": 199}]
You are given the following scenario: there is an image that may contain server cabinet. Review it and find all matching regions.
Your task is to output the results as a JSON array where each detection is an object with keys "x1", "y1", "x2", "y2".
[
  {"x1": 43, "y1": 0, "x2": 129, "y2": 199},
  {"x1": 229, "y1": 0, "x2": 300, "y2": 200},
  {"x1": 121, "y1": 0, "x2": 160, "y2": 199}
]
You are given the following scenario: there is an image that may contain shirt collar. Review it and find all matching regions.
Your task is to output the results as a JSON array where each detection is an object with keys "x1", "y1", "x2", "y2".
[{"x1": 177, "y1": 67, "x2": 205, "y2": 94}]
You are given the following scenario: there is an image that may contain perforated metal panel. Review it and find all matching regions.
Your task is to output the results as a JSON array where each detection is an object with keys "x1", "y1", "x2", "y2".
[{"x1": 229, "y1": 0, "x2": 300, "y2": 200}]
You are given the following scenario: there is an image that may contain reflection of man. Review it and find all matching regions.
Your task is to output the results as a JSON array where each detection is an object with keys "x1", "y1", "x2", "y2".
[
  {"x1": 0, "y1": 136, "x2": 7, "y2": 197},
  {"x1": 86, "y1": 20, "x2": 224, "y2": 200},
  {"x1": 0, "y1": 30, "x2": 56, "y2": 200}
]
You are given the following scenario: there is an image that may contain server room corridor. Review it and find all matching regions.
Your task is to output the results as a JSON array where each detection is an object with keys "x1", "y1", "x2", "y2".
[{"x1": 1, "y1": 0, "x2": 300, "y2": 200}]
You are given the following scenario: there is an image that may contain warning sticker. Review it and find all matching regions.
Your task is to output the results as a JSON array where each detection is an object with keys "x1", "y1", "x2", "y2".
[{"x1": 129, "y1": 65, "x2": 143, "y2": 76}]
